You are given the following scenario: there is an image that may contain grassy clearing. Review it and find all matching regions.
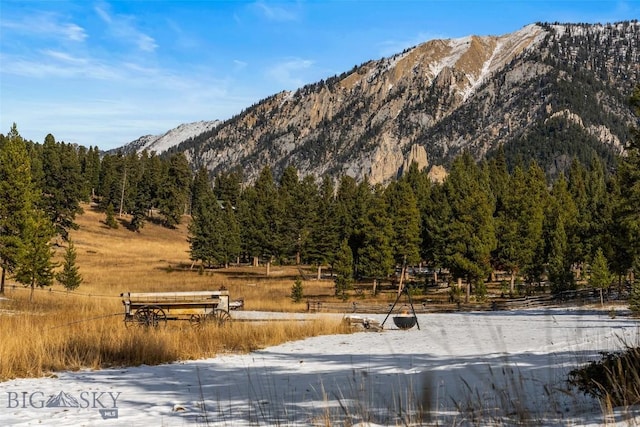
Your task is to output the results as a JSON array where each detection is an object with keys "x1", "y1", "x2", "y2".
[{"x1": 0, "y1": 205, "x2": 348, "y2": 381}]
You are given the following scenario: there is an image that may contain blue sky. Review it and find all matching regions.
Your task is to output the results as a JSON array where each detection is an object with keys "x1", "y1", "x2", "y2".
[{"x1": 1, "y1": 1, "x2": 638, "y2": 150}]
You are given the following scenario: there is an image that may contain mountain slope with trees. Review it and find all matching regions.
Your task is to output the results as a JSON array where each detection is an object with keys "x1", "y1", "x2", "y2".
[
  {"x1": 155, "y1": 21, "x2": 640, "y2": 185},
  {"x1": 1, "y1": 80, "x2": 640, "y2": 316}
]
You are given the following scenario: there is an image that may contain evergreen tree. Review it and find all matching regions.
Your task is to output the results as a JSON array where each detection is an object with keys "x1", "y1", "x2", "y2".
[
  {"x1": 589, "y1": 247, "x2": 612, "y2": 290},
  {"x1": 547, "y1": 220, "x2": 574, "y2": 294},
  {"x1": 357, "y1": 185, "x2": 394, "y2": 293},
  {"x1": 191, "y1": 167, "x2": 213, "y2": 216},
  {"x1": 522, "y1": 161, "x2": 549, "y2": 285},
  {"x1": 236, "y1": 166, "x2": 282, "y2": 270},
  {"x1": 584, "y1": 154, "x2": 609, "y2": 260},
  {"x1": 619, "y1": 84, "x2": 640, "y2": 315},
  {"x1": 350, "y1": 177, "x2": 373, "y2": 274},
  {"x1": 220, "y1": 200, "x2": 241, "y2": 267},
  {"x1": 27, "y1": 141, "x2": 44, "y2": 194},
  {"x1": 40, "y1": 135, "x2": 84, "y2": 239},
  {"x1": 278, "y1": 166, "x2": 302, "y2": 262},
  {"x1": 568, "y1": 158, "x2": 589, "y2": 270},
  {"x1": 295, "y1": 175, "x2": 320, "y2": 264},
  {"x1": 158, "y1": 153, "x2": 191, "y2": 228},
  {"x1": 0, "y1": 124, "x2": 37, "y2": 294},
  {"x1": 214, "y1": 168, "x2": 242, "y2": 207},
  {"x1": 486, "y1": 145, "x2": 510, "y2": 211},
  {"x1": 545, "y1": 175, "x2": 578, "y2": 293},
  {"x1": 97, "y1": 154, "x2": 122, "y2": 210},
  {"x1": 494, "y1": 163, "x2": 545, "y2": 293},
  {"x1": 237, "y1": 186, "x2": 260, "y2": 264},
  {"x1": 606, "y1": 173, "x2": 630, "y2": 286},
  {"x1": 140, "y1": 151, "x2": 164, "y2": 217},
  {"x1": 442, "y1": 153, "x2": 497, "y2": 302},
  {"x1": 307, "y1": 176, "x2": 339, "y2": 276},
  {"x1": 334, "y1": 239, "x2": 354, "y2": 300},
  {"x1": 251, "y1": 166, "x2": 282, "y2": 269},
  {"x1": 105, "y1": 203, "x2": 118, "y2": 229},
  {"x1": 423, "y1": 181, "x2": 451, "y2": 269},
  {"x1": 385, "y1": 180, "x2": 421, "y2": 286},
  {"x1": 188, "y1": 170, "x2": 221, "y2": 267},
  {"x1": 57, "y1": 241, "x2": 83, "y2": 291},
  {"x1": 129, "y1": 193, "x2": 147, "y2": 232},
  {"x1": 81, "y1": 146, "x2": 101, "y2": 201},
  {"x1": 335, "y1": 175, "x2": 359, "y2": 248},
  {"x1": 401, "y1": 162, "x2": 432, "y2": 263},
  {"x1": 15, "y1": 209, "x2": 56, "y2": 301},
  {"x1": 291, "y1": 276, "x2": 304, "y2": 303}
]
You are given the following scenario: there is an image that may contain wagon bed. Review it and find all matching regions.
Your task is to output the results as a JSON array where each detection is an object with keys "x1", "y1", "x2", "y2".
[{"x1": 121, "y1": 290, "x2": 231, "y2": 327}]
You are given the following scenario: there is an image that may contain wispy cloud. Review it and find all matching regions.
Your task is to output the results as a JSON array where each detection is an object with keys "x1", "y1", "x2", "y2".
[
  {"x1": 94, "y1": 2, "x2": 158, "y2": 52},
  {"x1": 0, "y1": 12, "x2": 87, "y2": 42},
  {"x1": 267, "y1": 58, "x2": 314, "y2": 89},
  {"x1": 1, "y1": 51, "x2": 121, "y2": 80},
  {"x1": 251, "y1": 1, "x2": 299, "y2": 22},
  {"x1": 42, "y1": 49, "x2": 88, "y2": 65},
  {"x1": 233, "y1": 59, "x2": 248, "y2": 71}
]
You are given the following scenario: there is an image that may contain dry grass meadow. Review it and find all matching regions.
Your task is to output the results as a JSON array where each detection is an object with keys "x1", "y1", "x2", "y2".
[{"x1": 0, "y1": 204, "x2": 349, "y2": 381}]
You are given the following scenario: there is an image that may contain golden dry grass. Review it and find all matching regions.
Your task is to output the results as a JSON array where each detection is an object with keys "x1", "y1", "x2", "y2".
[{"x1": 0, "y1": 204, "x2": 348, "y2": 381}]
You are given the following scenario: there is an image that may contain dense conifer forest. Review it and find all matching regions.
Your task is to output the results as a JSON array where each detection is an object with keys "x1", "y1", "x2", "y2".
[{"x1": 1, "y1": 85, "x2": 640, "y2": 313}]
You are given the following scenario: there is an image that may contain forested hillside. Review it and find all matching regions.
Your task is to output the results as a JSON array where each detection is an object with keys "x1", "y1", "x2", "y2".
[
  {"x1": 152, "y1": 21, "x2": 640, "y2": 185},
  {"x1": 1, "y1": 83, "x2": 640, "y2": 313}
]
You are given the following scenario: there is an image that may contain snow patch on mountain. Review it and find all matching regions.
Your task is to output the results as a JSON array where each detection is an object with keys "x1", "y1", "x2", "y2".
[{"x1": 123, "y1": 120, "x2": 221, "y2": 154}]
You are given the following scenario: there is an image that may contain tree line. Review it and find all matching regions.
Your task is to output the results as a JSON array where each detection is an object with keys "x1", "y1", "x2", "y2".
[{"x1": 1, "y1": 85, "x2": 639, "y2": 312}]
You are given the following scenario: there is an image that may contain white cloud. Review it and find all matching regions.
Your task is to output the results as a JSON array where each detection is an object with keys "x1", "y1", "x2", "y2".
[
  {"x1": 1, "y1": 51, "x2": 122, "y2": 80},
  {"x1": 94, "y1": 4, "x2": 112, "y2": 24},
  {"x1": 42, "y1": 50, "x2": 88, "y2": 64},
  {"x1": 94, "y1": 2, "x2": 158, "y2": 52},
  {"x1": 135, "y1": 33, "x2": 158, "y2": 52},
  {"x1": 63, "y1": 23, "x2": 88, "y2": 41},
  {"x1": 251, "y1": 1, "x2": 299, "y2": 22},
  {"x1": 0, "y1": 12, "x2": 87, "y2": 42},
  {"x1": 233, "y1": 59, "x2": 248, "y2": 70},
  {"x1": 267, "y1": 58, "x2": 314, "y2": 89}
]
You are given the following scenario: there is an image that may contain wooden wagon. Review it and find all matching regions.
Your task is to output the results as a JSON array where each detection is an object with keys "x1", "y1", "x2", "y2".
[{"x1": 120, "y1": 290, "x2": 232, "y2": 327}]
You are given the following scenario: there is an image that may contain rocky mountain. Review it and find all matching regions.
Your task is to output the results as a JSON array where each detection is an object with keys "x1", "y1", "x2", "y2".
[
  {"x1": 161, "y1": 21, "x2": 640, "y2": 184},
  {"x1": 115, "y1": 120, "x2": 220, "y2": 155}
]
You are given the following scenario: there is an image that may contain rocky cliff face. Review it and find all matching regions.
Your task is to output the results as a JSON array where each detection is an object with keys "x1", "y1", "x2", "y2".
[{"x1": 165, "y1": 21, "x2": 640, "y2": 184}]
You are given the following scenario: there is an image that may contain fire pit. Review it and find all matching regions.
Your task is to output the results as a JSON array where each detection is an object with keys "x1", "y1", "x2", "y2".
[
  {"x1": 393, "y1": 314, "x2": 417, "y2": 330},
  {"x1": 380, "y1": 289, "x2": 421, "y2": 331}
]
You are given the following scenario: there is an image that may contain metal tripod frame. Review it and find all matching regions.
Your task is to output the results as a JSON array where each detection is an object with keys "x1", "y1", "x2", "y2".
[{"x1": 381, "y1": 284, "x2": 421, "y2": 330}]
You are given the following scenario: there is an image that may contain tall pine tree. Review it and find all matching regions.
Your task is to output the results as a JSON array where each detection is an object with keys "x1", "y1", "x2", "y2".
[
  {"x1": 357, "y1": 185, "x2": 394, "y2": 294},
  {"x1": 159, "y1": 153, "x2": 191, "y2": 228},
  {"x1": 442, "y1": 153, "x2": 497, "y2": 302},
  {"x1": 0, "y1": 124, "x2": 37, "y2": 294}
]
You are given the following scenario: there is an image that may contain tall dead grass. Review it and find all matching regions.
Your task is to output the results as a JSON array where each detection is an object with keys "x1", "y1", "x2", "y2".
[{"x1": 0, "y1": 205, "x2": 347, "y2": 380}]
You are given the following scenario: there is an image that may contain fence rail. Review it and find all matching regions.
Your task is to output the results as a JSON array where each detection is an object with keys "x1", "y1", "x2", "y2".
[{"x1": 307, "y1": 287, "x2": 625, "y2": 314}]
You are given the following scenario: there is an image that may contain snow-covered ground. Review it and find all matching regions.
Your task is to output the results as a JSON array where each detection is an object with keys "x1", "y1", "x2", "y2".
[{"x1": 1, "y1": 308, "x2": 639, "y2": 426}]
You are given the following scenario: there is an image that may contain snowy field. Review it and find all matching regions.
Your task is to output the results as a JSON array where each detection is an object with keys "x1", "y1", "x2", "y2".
[{"x1": 1, "y1": 308, "x2": 639, "y2": 426}]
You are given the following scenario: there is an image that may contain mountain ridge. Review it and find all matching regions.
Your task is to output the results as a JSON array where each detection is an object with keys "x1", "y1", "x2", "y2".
[{"x1": 120, "y1": 21, "x2": 640, "y2": 184}]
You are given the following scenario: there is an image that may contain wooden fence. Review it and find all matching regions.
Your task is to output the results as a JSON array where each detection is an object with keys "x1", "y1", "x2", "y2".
[{"x1": 307, "y1": 288, "x2": 622, "y2": 314}]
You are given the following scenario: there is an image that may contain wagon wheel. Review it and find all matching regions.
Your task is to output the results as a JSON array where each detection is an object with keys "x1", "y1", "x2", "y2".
[
  {"x1": 208, "y1": 309, "x2": 231, "y2": 326},
  {"x1": 188, "y1": 314, "x2": 209, "y2": 328},
  {"x1": 130, "y1": 306, "x2": 167, "y2": 328}
]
